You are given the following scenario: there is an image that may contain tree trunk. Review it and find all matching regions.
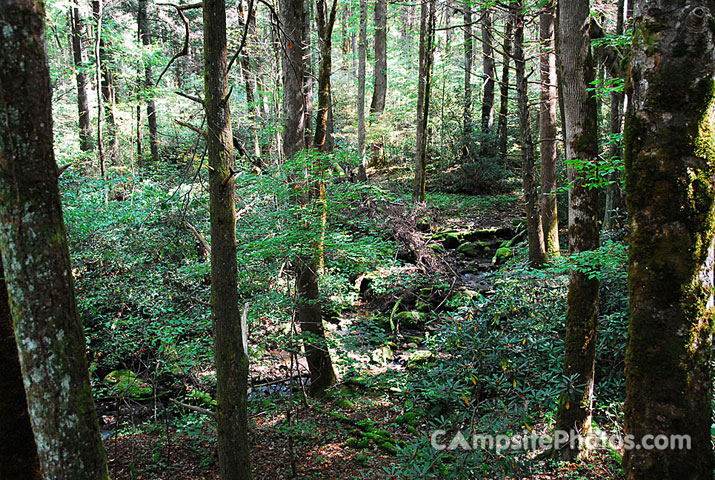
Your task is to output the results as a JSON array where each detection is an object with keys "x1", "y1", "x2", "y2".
[
  {"x1": 238, "y1": 0, "x2": 261, "y2": 159},
  {"x1": 369, "y1": 0, "x2": 387, "y2": 118},
  {"x1": 479, "y1": 6, "x2": 495, "y2": 156},
  {"x1": 623, "y1": 2, "x2": 715, "y2": 478},
  {"x1": 93, "y1": 0, "x2": 107, "y2": 203},
  {"x1": 603, "y1": 0, "x2": 625, "y2": 229},
  {"x1": 514, "y1": 2, "x2": 545, "y2": 268},
  {"x1": 412, "y1": 0, "x2": 436, "y2": 202},
  {"x1": 357, "y1": 0, "x2": 367, "y2": 180},
  {"x1": 0, "y1": 1, "x2": 110, "y2": 476},
  {"x1": 303, "y1": 0, "x2": 314, "y2": 150},
  {"x1": 553, "y1": 0, "x2": 600, "y2": 460},
  {"x1": 203, "y1": 0, "x2": 253, "y2": 476},
  {"x1": 0, "y1": 261, "x2": 40, "y2": 479},
  {"x1": 462, "y1": 0, "x2": 472, "y2": 158},
  {"x1": 539, "y1": 1, "x2": 559, "y2": 256},
  {"x1": 497, "y1": 15, "x2": 512, "y2": 158},
  {"x1": 139, "y1": 0, "x2": 160, "y2": 163},
  {"x1": 313, "y1": 0, "x2": 338, "y2": 152},
  {"x1": 280, "y1": 0, "x2": 307, "y2": 160},
  {"x1": 280, "y1": 0, "x2": 337, "y2": 396},
  {"x1": 69, "y1": 5, "x2": 93, "y2": 152},
  {"x1": 98, "y1": 28, "x2": 118, "y2": 161}
]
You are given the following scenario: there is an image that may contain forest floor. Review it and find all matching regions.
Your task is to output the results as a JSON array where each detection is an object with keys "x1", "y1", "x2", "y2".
[{"x1": 103, "y1": 174, "x2": 625, "y2": 480}]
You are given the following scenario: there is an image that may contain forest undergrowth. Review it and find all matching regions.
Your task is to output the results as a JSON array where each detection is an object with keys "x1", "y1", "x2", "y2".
[{"x1": 60, "y1": 156, "x2": 628, "y2": 479}]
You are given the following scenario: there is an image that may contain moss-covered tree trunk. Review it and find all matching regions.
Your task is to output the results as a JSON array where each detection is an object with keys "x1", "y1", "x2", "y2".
[
  {"x1": 69, "y1": 4, "x2": 93, "y2": 152},
  {"x1": 138, "y1": 0, "x2": 160, "y2": 163},
  {"x1": 623, "y1": 2, "x2": 715, "y2": 478},
  {"x1": 203, "y1": 0, "x2": 253, "y2": 476},
  {"x1": 0, "y1": 261, "x2": 40, "y2": 479},
  {"x1": 539, "y1": 1, "x2": 560, "y2": 256},
  {"x1": 0, "y1": 1, "x2": 110, "y2": 477},
  {"x1": 412, "y1": 0, "x2": 435, "y2": 203},
  {"x1": 514, "y1": 1, "x2": 546, "y2": 268},
  {"x1": 553, "y1": 0, "x2": 600, "y2": 461}
]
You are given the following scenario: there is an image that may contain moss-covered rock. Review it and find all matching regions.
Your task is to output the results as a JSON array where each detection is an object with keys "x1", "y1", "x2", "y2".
[
  {"x1": 492, "y1": 247, "x2": 512, "y2": 265},
  {"x1": 394, "y1": 310, "x2": 426, "y2": 328},
  {"x1": 407, "y1": 350, "x2": 434, "y2": 368},
  {"x1": 457, "y1": 241, "x2": 478, "y2": 256}
]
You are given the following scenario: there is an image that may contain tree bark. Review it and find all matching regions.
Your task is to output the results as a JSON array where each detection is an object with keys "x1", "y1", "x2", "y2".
[
  {"x1": 139, "y1": 0, "x2": 160, "y2": 163},
  {"x1": 203, "y1": 0, "x2": 253, "y2": 476},
  {"x1": 94, "y1": 0, "x2": 118, "y2": 162},
  {"x1": 539, "y1": 1, "x2": 559, "y2": 256},
  {"x1": 623, "y1": 2, "x2": 715, "y2": 478},
  {"x1": 412, "y1": 0, "x2": 436, "y2": 202},
  {"x1": 553, "y1": 0, "x2": 600, "y2": 460},
  {"x1": 514, "y1": 2, "x2": 545, "y2": 268},
  {"x1": 357, "y1": 0, "x2": 367, "y2": 180},
  {"x1": 462, "y1": 0, "x2": 472, "y2": 157},
  {"x1": 479, "y1": 6, "x2": 495, "y2": 156},
  {"x1": 0, "y1": 262, "x2": 40, "y2": 479},
  {"x1": 0, "y1": 1, "x2": 110, "y2": 476},
  {"x1": 69, "y1": 5, "x2": 93, "y2": 152},
  {"x1": 369, "y1": 0, "x2": 387, "y2": 118},
  {"x1": 497, "y1": 14, "x2": 512, "y2": 158}
]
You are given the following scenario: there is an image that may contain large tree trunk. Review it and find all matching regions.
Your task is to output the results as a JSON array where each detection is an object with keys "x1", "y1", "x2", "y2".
[
  {"x1": 497, "y1": 14, "x2": 512, "y2": 158},
  {"x1": 203, "y1": 0, "x2": 253, "y2": 476},
  {"x1": 0, "y1": 261, "x2": 40, "y2": 479},
  {"x1": 603, "y1": 0, "x2": 626, "y2": 229},
  {"x1": 93, "y1": 0, "x2": 107, "y2": 202},
  {"x1": 369, "y1": 0, "x2": 387, "y2": 118},
  {"x1": 462, "y1": 0, "x2": 472, "y2": 158},
  {"x1": 139, "y1": 0, "x2": 160, "y2": 163},
  {"x1": 514, "y1": 2, "x2": 545, "y2": 268},
  {"x1": 280, "y1": 0, "x2": 337, "y2": 395},
  {"x1": 539, "y1": 1, "x2": 559, "y2": 256},
  {"x1": 303, "y1": 0, "x2": 314, "y2": 150},
  {"x1": 553, "y1": 0, "x2": 600, "y2": 460},
  {"x1": 69, "y1": 5, "x2": 93, "y2": 152},
  {"x1": 0, "y1": 1, "x2": 110, "y2": 476},
  {"x1": 412, "y1": 0, "x2": 436, "y2": 202},
  {"x1": 623, "y1": 2, "x2": 715, "y2": 478},
  {"x1": 357, "y1": 0, "x2": 367, "y2": 180},
  {"x1": 479, "y1": 6, "x2": 495, "y2": 156},
  {"x1": 313, "y1": 0, "x2": 338, "y2": 152},
  {"x1": 280, "y1": 0, "x2": 307, "y2": 160},
  {"x1": 238, "y1": 0, "x2": 261, "y2": 159}
]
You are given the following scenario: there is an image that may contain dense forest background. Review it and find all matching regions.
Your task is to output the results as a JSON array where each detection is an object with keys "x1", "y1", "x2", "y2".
[{"x1": 1, "y1": 0, "x2": 714, "y2": 478}]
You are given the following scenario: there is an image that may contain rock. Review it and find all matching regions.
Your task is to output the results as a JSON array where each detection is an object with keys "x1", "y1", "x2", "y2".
[
  {"x1": 492, "y1": 247, "x2": 513, "y2": 265},
  {"x1": 407, "y1": 350, "x2": 434, "y2": 368},
  {"x1": 394, "y1": 310, "x2": 426, "y2": 328},
  {"x1": 428, "y1": 243, "x2": 446, "y2": 253},
  {"x1": 435, "y1": 231, "x2": 461, "y2": 249},
  {"x1": 457, "y1": 241, "x2": 478, "y2": 256}
]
